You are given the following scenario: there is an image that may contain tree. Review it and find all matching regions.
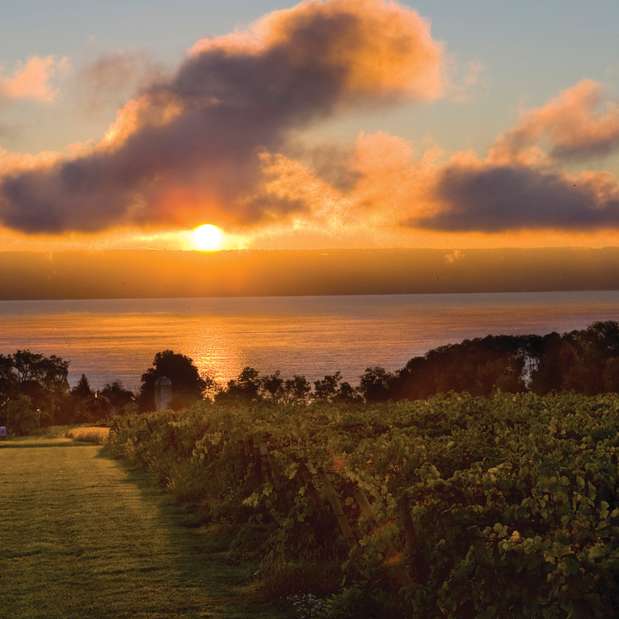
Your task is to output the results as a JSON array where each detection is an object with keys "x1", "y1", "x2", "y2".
[
  {"x1": 359, "y1": 367, "x2": 395, "y2": 403},
  {"x1": 0, "y1": 354, "x2": 16, "y2": 409},
  {"x1": 66, "y1": 373, "x2": 98, "y2": 424},
  {"x1": 100, "y1": 381, "x2": 135, "y2": 413},
  {"x1": 12, "y1": 350, "x2": 69, "y2": 391},
  {"x1": 2, "y1": 395, "x2": 40, "y2": 436},
  {"x1": 313, "y1": 372, "x2": 359, "y2": 403},
  {"x1": 336, "y1": 380, "x2": 361, "y2": 403},
  {"x1": 260, "y1": 371, "x2": 285, "y2": 403},
  {"x1": 139, "y1": 351, "x2": 207, "y2": 411},
  {"x1": 284, "y1": 375, "x2": 311, "y2": 404},
  {"x1": 3, "y1": 350, "x2": 69, "y2": 424},
  {"x1": 71, "y1": 374, "x2": 93, "y2": 399},
  {"x1": 218, "y1": 367, "x2": 262, "y2": 403},
  {"x1": 314, "y1": 372, "x2": 343, "y2": 402}
]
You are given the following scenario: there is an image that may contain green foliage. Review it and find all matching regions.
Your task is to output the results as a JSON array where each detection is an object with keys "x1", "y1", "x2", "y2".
[
  {"x1": 139, "y1": 350, "x2": 209, "y2": 411},
  {"x1": 2, "y1": 394, "x2": 40, "y2": 435},
  {"x1": 109, "y1": 393, "x2": 619, "y2": 617},
  {"x1": 71, "y1": 374, "x2": 93, "y2": 399},
  {"x1": 389, "y1": 321, "x2": 619, "y2": 400},
  {"x1": 0, "y1": 350, "x2": 69, "y2": 425}
]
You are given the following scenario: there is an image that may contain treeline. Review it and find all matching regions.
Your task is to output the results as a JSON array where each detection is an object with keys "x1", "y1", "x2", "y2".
[
  {"x1": 0, "y1": 350, "x2": 135, "y2": 434},
  {"x1": 386, "y1": 320, "x2": 619, "y2": 400},
  {"x1": 4, "y1": 321, "x2": 619, "y2": 434}
]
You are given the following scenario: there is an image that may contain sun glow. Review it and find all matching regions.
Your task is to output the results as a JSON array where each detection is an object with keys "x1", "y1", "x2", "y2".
[{"x1": 191, "y1": 224, "x2": 225, "y2": 251}]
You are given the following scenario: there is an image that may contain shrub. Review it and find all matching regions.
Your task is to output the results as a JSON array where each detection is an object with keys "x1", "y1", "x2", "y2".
[{"x1": 3, "y1": 395, "x2": 40, "y2": 435}]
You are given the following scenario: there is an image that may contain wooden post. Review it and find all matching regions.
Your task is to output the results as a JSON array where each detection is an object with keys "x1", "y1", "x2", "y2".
[
  {"x1": 315, "y1": 471, "x2": 357, "y2": 547},
  {"x1": 352, "y1": 486, "x2": 376, "y2": 524},
  {"x1": 397, "y1": 495, "x2": 425, "y2": 584}
]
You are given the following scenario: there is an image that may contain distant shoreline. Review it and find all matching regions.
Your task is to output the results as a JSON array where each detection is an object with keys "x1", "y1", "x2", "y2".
[
  {"x1": 2, "y1": 247, "x2": 619, "y2": 300},
  {"x1": 1, "y1": 287, "x2": 619, "y2": 302}
]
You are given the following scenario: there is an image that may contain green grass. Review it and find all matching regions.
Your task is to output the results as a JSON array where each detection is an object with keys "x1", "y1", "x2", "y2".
[{"x1": 0, "y1": 437, "x2": 286, "y2": 619}]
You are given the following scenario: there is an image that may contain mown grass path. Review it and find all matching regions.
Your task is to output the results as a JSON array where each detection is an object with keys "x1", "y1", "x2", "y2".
[{"x1": 0, "y1": 438, "x2": 280, "y2": 619}]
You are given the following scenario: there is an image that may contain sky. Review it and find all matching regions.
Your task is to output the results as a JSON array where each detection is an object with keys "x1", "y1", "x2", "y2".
[{"x1": 1, "y1": 0, "x2": 619, "y2": 252}]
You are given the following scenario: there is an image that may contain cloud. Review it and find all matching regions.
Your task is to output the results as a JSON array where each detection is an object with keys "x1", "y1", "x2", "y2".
[
  {"x1": 408, "y1": 82, "x2": 619, "y2": 233},
  {"x1": 74, "y1": 51, "x2": 163, "y2": 113},
  {"x1": 448, "y1": 59, "x2": 484, "y2": 103},
  {"x1": 0, "y1": 0, "x2": 443, "y2": 234},
  {"x1": 0, "y1": 147, "x2": 64, "y2": 176},
  {"x1": 0, "y1": 56, "x2": 70, "y2": 103},
  {"x1": 491, "y1": 80, "x2": 619, "y2": 163},
  {"x1": 262, "y1": 79, "x2": 619, "y2": 236},
  {"x1": 415, "y1": 161, "x2": 619, "y2": 232}
]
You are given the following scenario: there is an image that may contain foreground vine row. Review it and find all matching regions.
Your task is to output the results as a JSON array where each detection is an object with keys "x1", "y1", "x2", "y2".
[{"x1": 109, "y1": 393, "x2": 619, "y2": 618}]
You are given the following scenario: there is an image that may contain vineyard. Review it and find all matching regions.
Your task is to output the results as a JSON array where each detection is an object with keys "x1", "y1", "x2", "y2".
[{"x1": 108, "y1": 393, "x2": 619, "y2": 618}]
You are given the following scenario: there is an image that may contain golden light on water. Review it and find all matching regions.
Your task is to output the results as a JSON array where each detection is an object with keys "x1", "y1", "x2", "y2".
[{"x1": 191, "y1": 224, "x2": 225, "y2": 251}]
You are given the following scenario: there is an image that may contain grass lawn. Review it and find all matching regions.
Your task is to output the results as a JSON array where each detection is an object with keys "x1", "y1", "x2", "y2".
[{"x1": 0, "y1": 437, "x2": 285, "y2": 619}]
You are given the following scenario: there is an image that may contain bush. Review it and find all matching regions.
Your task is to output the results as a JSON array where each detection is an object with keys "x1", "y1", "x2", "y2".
[{"x1": 3, "y1": 395, "x2": 40, "y2": 435}]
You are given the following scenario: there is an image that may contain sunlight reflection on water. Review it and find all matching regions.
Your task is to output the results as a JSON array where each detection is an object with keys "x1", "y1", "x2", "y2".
[{"x1": 0, "y1": 292, "x2": 618, "y2": 390}]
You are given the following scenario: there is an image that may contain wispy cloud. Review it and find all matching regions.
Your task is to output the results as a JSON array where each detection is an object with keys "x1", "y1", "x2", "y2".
[
  {"x1": 0, "y1": 56, "x2": 70, "y2": 103},
  {"x1": 74, "y1": 51, "x2": 163, "y2": 114},
  {"x1": 490, "y1": 80, "x2": 619, "y2": 163}
]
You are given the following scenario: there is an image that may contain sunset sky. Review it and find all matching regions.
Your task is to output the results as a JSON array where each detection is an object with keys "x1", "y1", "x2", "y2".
[{"x1": 2, "y1": 0, "x2": 619, "y2": 252}]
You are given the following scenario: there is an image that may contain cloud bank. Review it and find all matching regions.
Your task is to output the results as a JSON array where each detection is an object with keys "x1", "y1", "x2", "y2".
[
  {"x1": 0, "y1": 0, "x2": 443, "y2": 233},
  {"x1": 412, "y1": 82, "x2": 619, "y2": 233},
  {"x1": 418, "y1": 163, "x2": 619, "y2": 231}
]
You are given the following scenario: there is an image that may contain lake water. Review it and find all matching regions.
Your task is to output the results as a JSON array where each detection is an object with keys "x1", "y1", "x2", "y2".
[{"x1": 1, "y1": 291, "x2": 618, "y2": 390}]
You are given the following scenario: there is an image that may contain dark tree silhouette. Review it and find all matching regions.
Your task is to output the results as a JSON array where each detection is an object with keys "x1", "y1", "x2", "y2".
[
  {"x1": 359, "y1": 367, "x2": 395, "y2": 403},
  {"x1": 0, "y1": 351, "x2": 69, "y2": 428},
  {"x1": 71, "y1": 374, "x2": 93, "y2": 399},
  {"x1": 139, "y1": 351, "x2": 207, "y2": 411},
  {"x1": 218, "y1": 367, "x2": 262, "y2": 403},
  {"x1": 314, "y1": 372, "x2": 343, "y2": 402},
  {"x1": 2, "y1": 395, "x2": 39, "y2": 435},
  {"x1": 284, "y1": 375, "x2": 311, "y2": 404},
  {"x1": 260, "y1": 371, "x2": 285, "y2": 403},
  {"x1": 100, "y1": 381, "x2": 135, "y2": 413},
  {"x1": 9, "y1": 350, "x2": 69, "y2": 423}
]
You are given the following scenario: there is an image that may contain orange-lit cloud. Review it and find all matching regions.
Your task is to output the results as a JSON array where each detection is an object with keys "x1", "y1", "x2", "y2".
[
  {"x1": 490, "y1": 80, "x2": 619, "y2": 164},
  {"x1": 0, "y1": 0, "x2": 443, "y2": 234},
  {"x1": 4, "y1": 6, "x2": 619, "y2": 247},
  {"x1": 0, "y1": 56, "x2": 69, "y2": 103},
  {"x1": 409, "y1": 82, "x2": 619, "y2": 232},
  {"x1": 259, "y1": 84, "x2": 619, "y2": 236}
]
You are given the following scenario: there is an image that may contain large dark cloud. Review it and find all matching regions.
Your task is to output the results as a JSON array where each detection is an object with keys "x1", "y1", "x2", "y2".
[
  {"x1": 416, "y1": 163, "x2": 619, "y2": 232},
  {"x1": 0, "y1": 0, "x2": 442, "y2": 233}
]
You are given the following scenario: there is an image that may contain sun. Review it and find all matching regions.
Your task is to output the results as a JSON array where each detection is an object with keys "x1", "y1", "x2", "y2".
[{"x1": 191, "y1": 224, "x2": 225, "y2": 252}]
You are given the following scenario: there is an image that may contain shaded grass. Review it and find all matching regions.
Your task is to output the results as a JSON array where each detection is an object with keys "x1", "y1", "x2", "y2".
[{"x1": 0, "y1": 437, "x2": 287, "y2": 619}]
